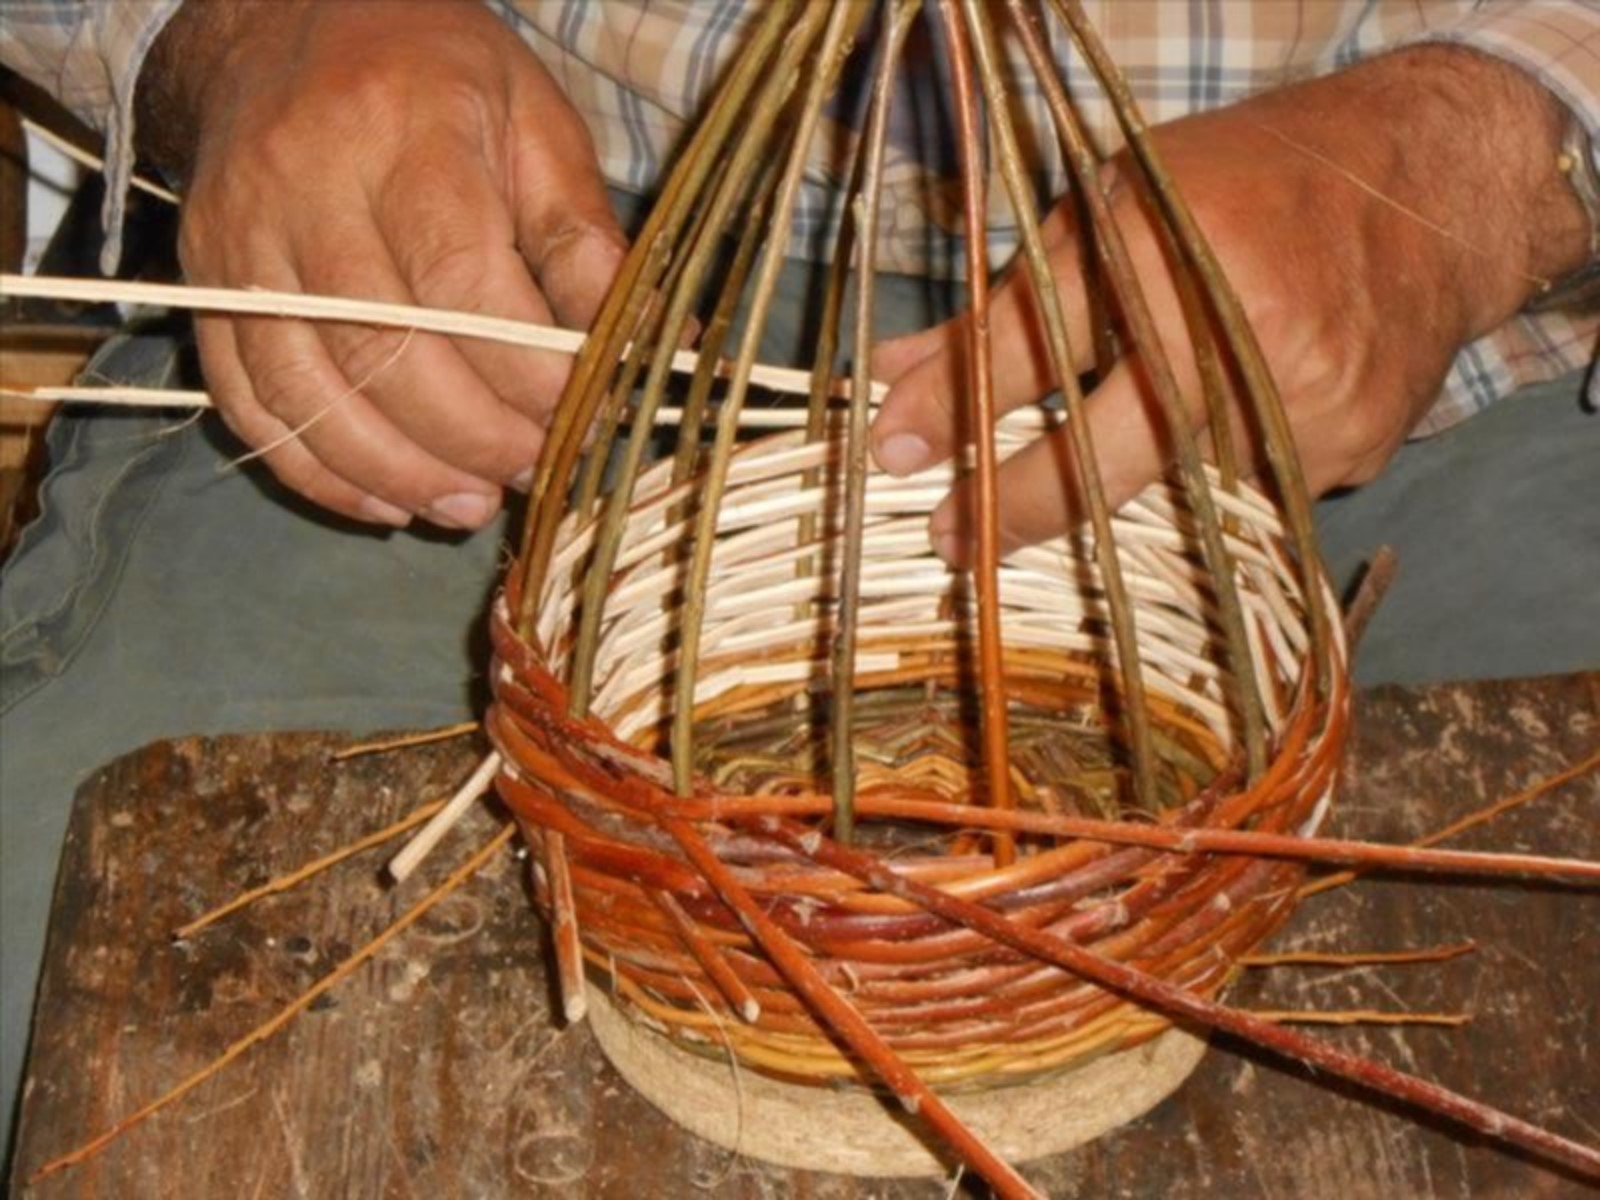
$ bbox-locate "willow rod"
[669,2,871,797]
[1043,0,1335,695]
[794,77,871,637]
[517,0,805,621]
[672,791,1600,885]
[941,0,1019,865]
[831,0,919,845]
[955,0,1155,821]
[663,815,1040,1199]
[564,11,831,716]
[673,162,784,490]
[1000,0,1268,780]
[651,889,763,1024]
[759,816,1600,1183]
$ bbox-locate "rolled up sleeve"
[1406,3,1600,142]
[1361,1,1600,429]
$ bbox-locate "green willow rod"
[829,0,920,844]
[671,162,782,493]
[1000,0,1268,781]
[565,9,838,716]
[670,2,874,797]
[517,0,802,631]
[1045,0,1335,695]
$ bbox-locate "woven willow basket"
[485,418,1348,1172]
[481,0,1354,1184]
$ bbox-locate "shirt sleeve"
[1364,2,1600,430]
[1403,2,1600,285]
[1402,3,1600,139]
[0,0,185,273]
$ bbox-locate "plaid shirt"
[3,1,1597,432]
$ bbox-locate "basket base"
[587,987,1207,1177]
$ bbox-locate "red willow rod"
[756,816,1600,1182]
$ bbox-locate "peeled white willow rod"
[1,386,213,408]
[0,386,845,428]
[0,273,889,406]
[2,384,1054,440]
[387,752,502,883]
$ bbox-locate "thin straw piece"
[328,721,480,762]
[1246,1010,1471,1028]
[5,387,1058,445]
[30,825,516,1183]
[0,274,888,407]
[1299,747,1600,898]
[1241,942,1477,969]
[387,753,502,883]
[0,386,213,408]
[20,117,181,205]
[172,797,448,940]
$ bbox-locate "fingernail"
[509,467,534,493]
[358,495,412,528]
[424,492,495,530]
[875,432,932,476]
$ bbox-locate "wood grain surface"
[11,674,1599,1198]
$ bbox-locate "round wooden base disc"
[587,988,1207,1176]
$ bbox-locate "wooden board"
[11,674,1599,1197]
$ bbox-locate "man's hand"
[868,46,1591,565]
[139,0,626,529]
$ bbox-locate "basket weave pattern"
[487,428,1348,1090]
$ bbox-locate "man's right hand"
[139,0,626,530]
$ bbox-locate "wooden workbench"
[11,674,1599,1197]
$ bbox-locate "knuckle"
[249,344,336,421]
[452,417,544,484]
[316,57,429,141]
[1297,340,1349,398]
[253,117,305,178]
[332,326,412,392]
[401,228,492,304]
